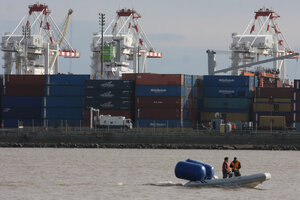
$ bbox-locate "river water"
[0,148,299,200]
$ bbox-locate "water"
[0,148,299,200]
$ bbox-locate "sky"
[0,0,300,80]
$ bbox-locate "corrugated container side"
[253,103,291,112]
[200,112,249,122]
[4,85,45,96]
[85,99,134,110]
[259,116,286,129]
[136,108,183,120]
[135,73,184,85]
[253,112,293,126]
[135,97,184,109]
[255,88,293,98]
[85,89,134,99]
[5,75,45,85]
[44,97,83,107]
[122,73,137,81]
[46,74,90,85]
[43,108,83,119]
[254,98,291,103]
[135,119,192,128]
[2,107,42,119]
[203,87,253,98]
[3,119,43,128]
[85,80,135,90]
[203,98,251,110]
[203,75,253,87]
[45,119,84,127]
[135,85,185,97]
[45,85,85,96]
[2,96,43,108]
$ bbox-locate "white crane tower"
[1,2,80,75]
[91,9,162,80]
[230,8,297,79]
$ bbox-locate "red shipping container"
[124,73,185,85]
[135,97,184,109]
[255,88,293,98]
[5,75,45,86]
[122,73,137,81]
[4,85,45,96]
[136,108,183,120]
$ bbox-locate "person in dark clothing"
[222,157,232,178]
[230,157,241,177]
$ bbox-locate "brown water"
[0,148,299,200]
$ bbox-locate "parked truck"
[94,115,133,129]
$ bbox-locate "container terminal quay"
[1,4,300,150]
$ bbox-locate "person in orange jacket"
[222,157,233,178]
[230,157,241,177]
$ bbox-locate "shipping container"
[294,80,300,89]
[2,119,43,128]
[123,73,185,85]
[45,85,85,96]
[255,88,293,98]
[200,112,250,122]
[135,97,184,109]
[85,99,134,110]
[203,98,251,110]
[135,119,192,128]
[44,97,84,107]
[136,108,183,120]
[2,96,43,108]
[45,74,90,85]
[85,89,134,99]
[135,85,186,97]
[253,112,293,123]
[45,119,84,127]
[253,103,291,112]
[254,98,291,103]
[5,75,45,86]
[203,87,253,98]
[4,85,45,96]
[259,116,286,129]
[203,75,255,87]
[2,107,42,119]
[42,108,83,119]
[85,80,134,90]
[293,91,300,101]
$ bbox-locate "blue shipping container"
[203,75,255,87]
[2,107,42,119]
[46,74,90,85]
[2,96,43,108]
[45,85,85,96]
[202,108,250,113]
[85,80,135,90]
[3,119,43,128]
[44,97,84,107]
[85,89,134,99]
[43,108,83,119]
[45,119,83,127]
[136,85,186,97]
[204,87,253,98]
[85,99,134,110]
[203,98,251,110]
[135,119,192,128]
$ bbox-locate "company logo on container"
[100,81,115,88]
[149,122,166,127]
[100,91,114,98]
[150,88,167,93]
[153,101,163,104]
[100,102,114,108]
[218,90,234,94]
[218,79,235,83]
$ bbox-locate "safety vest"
[231,161,240,170]
[223,161,230,172]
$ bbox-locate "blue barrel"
[186,159,215,179]
[175,161,206,181]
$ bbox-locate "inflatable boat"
[175,159,271,188]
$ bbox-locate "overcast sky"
[0,0,300,79]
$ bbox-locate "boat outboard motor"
[186,159,215,179]
[175,161,206,181]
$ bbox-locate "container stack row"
[83,79,135,126]
[293,80,300,130]
[200,75,256,123]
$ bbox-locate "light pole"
[99,13,105,78]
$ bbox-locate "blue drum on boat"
[175,161,206,181]
[186,159,215,179]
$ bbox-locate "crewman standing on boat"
[222,157,232,178]
[230,157,241,177]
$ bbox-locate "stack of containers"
[43,74,90,127]
[294,80,300,130]
[123,73,198,128]
[2,75,45,128]
[200,75,256,123]
[83,80,135,127]
[253,87,294,128]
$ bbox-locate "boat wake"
[144,181,183,187]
